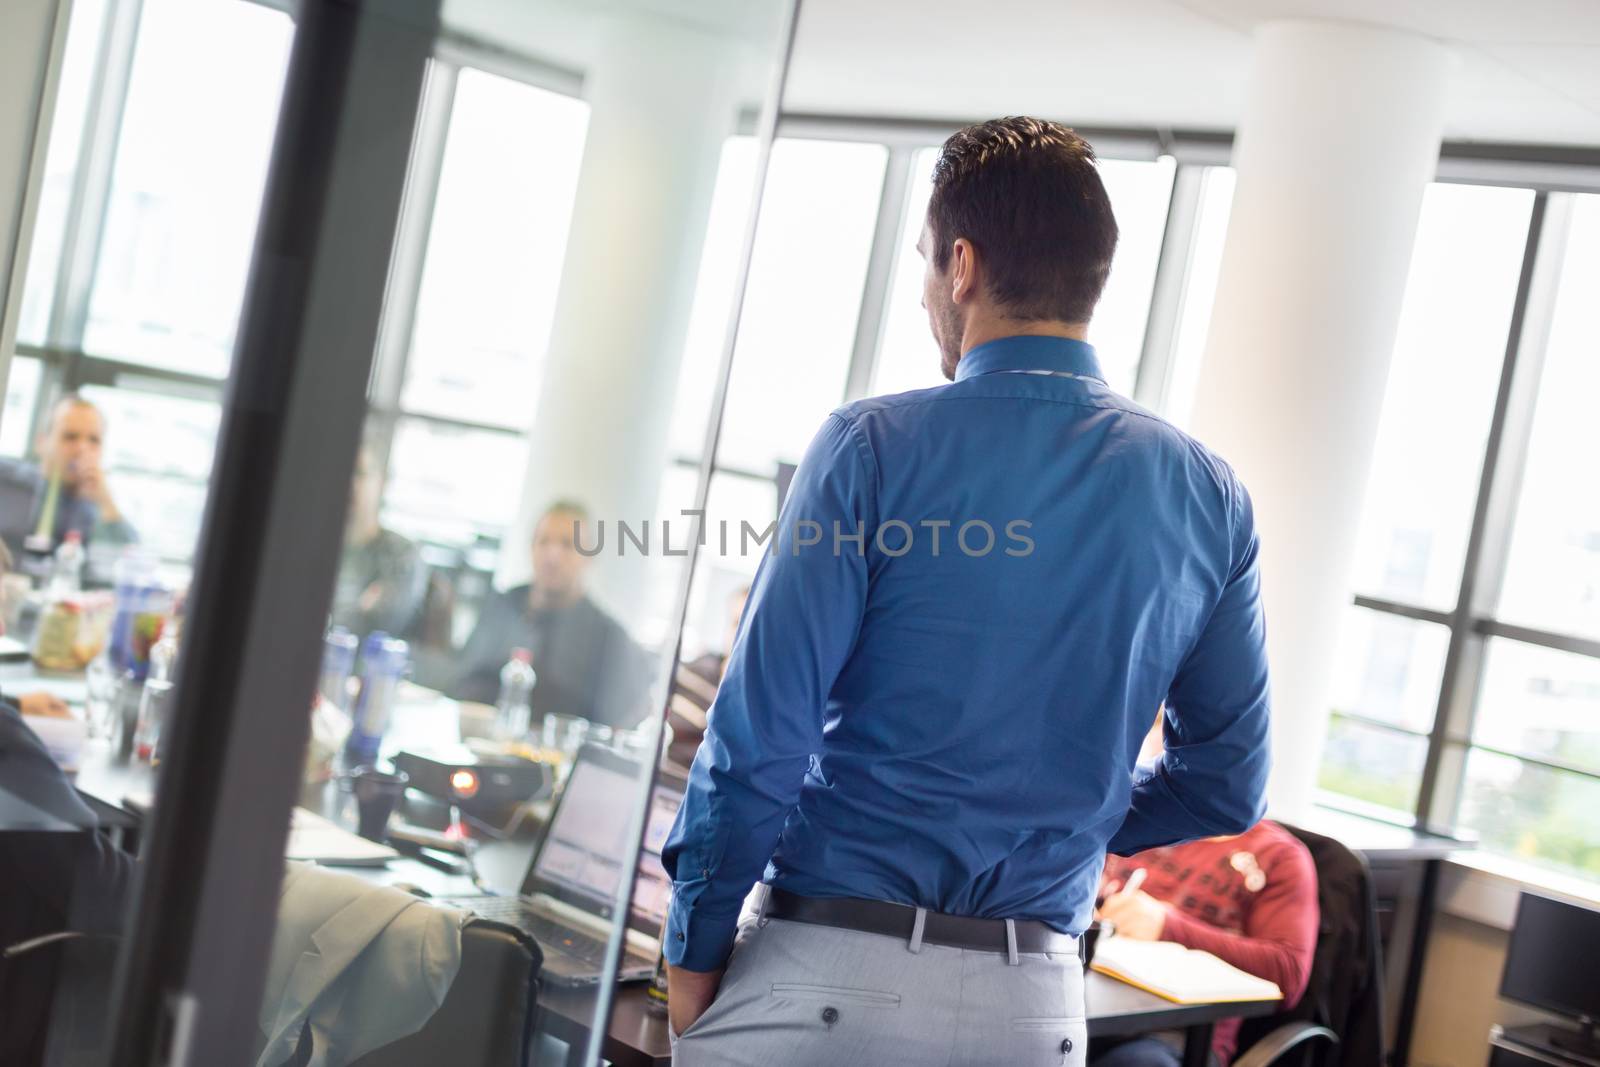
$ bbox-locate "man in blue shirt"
[662,117,1271,1066]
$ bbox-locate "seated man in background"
[450,500,652,730]
[1092,717,1318,1067]
[0,395,137,558]
[330,442,425,639]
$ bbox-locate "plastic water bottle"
[318,627,359,710]
[109,550,169,677]
[134,623,178,763]
[344,632,409,767]
[48,532,84,597]
[495,648,536,741]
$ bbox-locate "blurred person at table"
[665,585,749,770]
[0,540,80,719]
[329,441,426,639]
[0,539,136,1065]
[1090,714,1318,1067]
[0,394,138,559]
[449,500,653,729]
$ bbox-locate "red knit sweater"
[1103,821,1319,1065]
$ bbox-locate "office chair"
[276,918,541,1067]
[1232,824,1385,1067]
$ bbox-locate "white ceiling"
[783,0,1600,145]
[443,0,1600,146]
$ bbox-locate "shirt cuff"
[663,893,739,972]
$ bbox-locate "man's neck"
[529,585,581,612]
[960,318,1088,358]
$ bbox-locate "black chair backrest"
[347,918,541,1067]
[1234,824,1386,1067]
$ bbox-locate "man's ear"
[950,237,979,305]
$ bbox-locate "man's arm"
[661,413,874,989]
[1158,839,1319,1007]
[1109,478,1271,855]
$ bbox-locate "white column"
[1187,21,1452,817]
[504,16,741,616]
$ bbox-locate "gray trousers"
[671,910,1087,1066]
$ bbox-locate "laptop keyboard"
[458,896,611,967]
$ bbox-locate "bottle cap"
[512,647,533,663]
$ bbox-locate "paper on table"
[1091,935,1283,1005]
[24,712,88,773]
[285,806,397,867]
[121,796,396,867]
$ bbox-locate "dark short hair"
[927,117,1118,324]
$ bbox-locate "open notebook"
[1091,936,1283,1005]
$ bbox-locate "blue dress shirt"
[662,335,1270,972]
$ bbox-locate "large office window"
[699,137,887,474]
[14,0,107,347]
[670,136,887,652]
[8,0,292,571]
[1311,187,1600,880]
[83,0,293,377]
[397,70,587,432]
[1495,194,1600,642]
[377,67,590,553]
[1317,183,1536,816]
[1348,184,1535,610]
[1161,166,1235,430]
[1448,194,1600,876]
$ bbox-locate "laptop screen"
[628,783,683,934]
[528,752,640,908]
[526,748,687,931]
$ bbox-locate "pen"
[1121,867,1147,897]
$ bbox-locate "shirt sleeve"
[1158,836,1319,1008]
[661,413,874,971]
[1109,476,1271,855]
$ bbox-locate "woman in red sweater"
[1091,820,1319,1067]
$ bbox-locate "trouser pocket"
[1011,1016,1088,1064]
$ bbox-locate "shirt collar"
[953,335,1104,384]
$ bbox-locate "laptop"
[436,743,686,987]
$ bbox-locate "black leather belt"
[765,889,1082,959]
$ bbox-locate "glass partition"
[0,0,292,1062]
[2,0,792,1062]
[274,1,796,1063]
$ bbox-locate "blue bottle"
[344,632,409,767]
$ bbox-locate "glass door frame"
[104,2,442,1063]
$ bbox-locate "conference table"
[7,660,1279,1067]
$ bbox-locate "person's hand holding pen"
[1095,866,1169,941]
